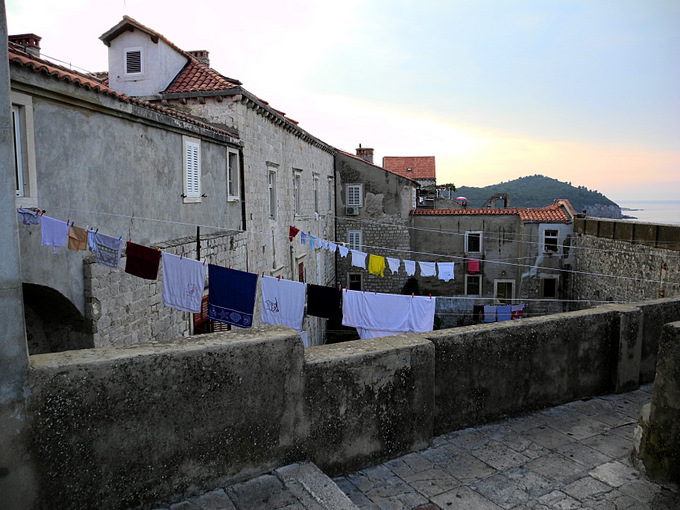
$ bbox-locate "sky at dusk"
[7,0,680,202]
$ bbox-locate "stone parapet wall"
[571,219,680,304]
[3,298,679,509]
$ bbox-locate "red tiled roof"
[383,156,436,180]
[338,150,419,184]
[163,59,240,94]
[8,46,238,139]
[411,201,572,223]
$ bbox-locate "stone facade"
[409,209,574,325]
[334,151,417,295]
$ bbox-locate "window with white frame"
[268,169,277,219]
[125,47,143,75]
[346,183,362,207]
[465,275,481,296]
[11,92,37,207]
[227,149,239,200]
[465,231,482,253]
[543,229,559,253]
[183,136,201,203]
[313,174,319,213]
[348,231,362,251]
[12,104,24,197]
[294,171,302,215]
[542,277,559,299]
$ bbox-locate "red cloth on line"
[467,259,480,273]
[289,226,300,242]
[125,242,162,280]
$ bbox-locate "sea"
[616,200,680,226]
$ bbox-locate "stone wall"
[85,231,247,349]
[2,298,679,509]
[571,218,680,304]
[335,216,412,293]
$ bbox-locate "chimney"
[355,144,374,164]
[187,50,210,66]
[9,34,41,57]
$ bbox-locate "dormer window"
[125,48,143,75]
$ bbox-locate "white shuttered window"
[183,137,201,203]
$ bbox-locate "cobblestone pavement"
[334,384,680,510]
[157,385,679,509]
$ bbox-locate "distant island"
[453,175,623,219]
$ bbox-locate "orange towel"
[68,225,88,251]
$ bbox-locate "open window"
[465,231,482,253]
[465,274,481,296]
[542,277,559,299]
[543,229,559,253]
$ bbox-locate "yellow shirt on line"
[368,254,385,278]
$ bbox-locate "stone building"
[9,16,337,352]
[409,199,576,325]
[9,37,247,353]
[335,148,418,295]
[99,16,336,344]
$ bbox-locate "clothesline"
[45,203,680,261]
[34,205,679,287]
[28,211,445,344]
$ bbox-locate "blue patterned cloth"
[207,265,258,328]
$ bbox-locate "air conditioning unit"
[346,206,360,216]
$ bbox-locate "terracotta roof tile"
[163,59,241,94]
[8,47,238,139]
[383,156,436,180]
[411,202,572,223]
[338,150,419,184]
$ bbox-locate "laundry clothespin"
[118,235,122,241]
[429,293,432,299]
[411,293,414,298]
[277,275,281,281]
[71,221,74,227]
[66,219,69,225]
[180,253,183,260]
[203,258,206,266]
[228,264,231,270]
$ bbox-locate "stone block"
[634,223,658,248]
[26,326,306,509]
[613,221,634,242]
[637,321,680,483]
[304,334,435,475]
[657,224,680,251]
[426,308,622,435]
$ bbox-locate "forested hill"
[454,175,622,218]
